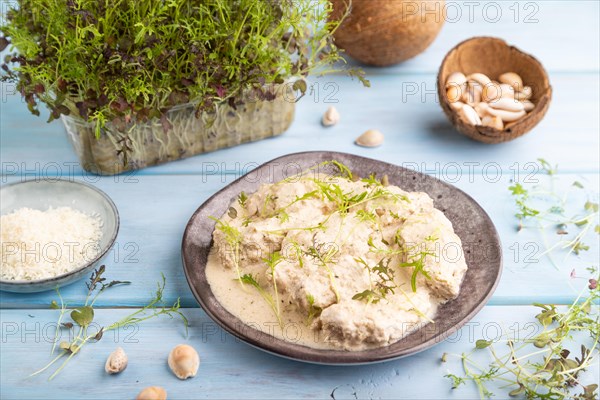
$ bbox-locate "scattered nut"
[514,86,533,101]
[497,83,515,99]
[481,115,504,130]
[488,97,525,112]
[446,85,462,103]
[445,70,534,130]
[498,72,523,90]
[486,107,526,122]
[449,101,464,111]
[474,102,490,118]
[521,100,535,112]
[481,82,501,102]
[445,72,467,88]
[462,83,481,106]
[321,106,340,127]
[136,386,167,400]
[168,344,200,380]
[355,129,384,147]
[467,73,492,87]
[457,104,481,126]
[105,347,128,375]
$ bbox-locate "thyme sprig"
[32,266,187,380]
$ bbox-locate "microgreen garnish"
[306,294,322,324]
[32,266,187,380]
[399,250,434,292]
[445,284,599,399]
[263,251,284,323]
[1,1,367,133]
[240,273,282,327]
[445,159,599,398]
[361,173,384,187]
[538,158,558,176]
[304,238,341,302]
[509,182,540,220]
[238,192,248,208]
[508,159,599,266]
[353,258,397,304]
[328,160,354,180]
[210,217,243,281]
[355,209,378,224]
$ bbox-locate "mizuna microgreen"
[1,1,368,136]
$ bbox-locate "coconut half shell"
[437,37,552,144]
[331,0,445,67]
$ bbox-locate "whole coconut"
[331,0,445,67]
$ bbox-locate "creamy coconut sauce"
[206,164,468,351]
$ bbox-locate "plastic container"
[62,86,296,175]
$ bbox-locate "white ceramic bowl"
[0,179,119,293]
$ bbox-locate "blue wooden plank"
[2,73,599,176]
[1,1,599,398]
[1,171,597,308]
[1,306,598,399]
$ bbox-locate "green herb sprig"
[444,283,599,399]
[240,273,282,327]
[508,158,599,267]
[352,257,397,304]
[444,158,599,399]
[32,266,187,380]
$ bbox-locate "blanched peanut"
[486,107,526,122]
[521,100,535,112]
[168,344,200,380]
[488,97,525,112]
[355,129,384,147]
[136,387,167,400]
[322,106,340,127]
[458,104,482,126]
[514,86,533,101]
[446,85,462,103]
[474,102,491,118]
[481,115,504,130]
[499,72,523,91]
[449,101,465,111]
[447,70,533,129]
[482,82,502,102]
[498,83,515,98]
[462,83,481,106]
[445,72,467,88]
[467,73,492,87]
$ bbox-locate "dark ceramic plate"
[182,151,502,364]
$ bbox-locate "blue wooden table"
[1,2,599,398]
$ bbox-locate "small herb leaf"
[70,306,94,328]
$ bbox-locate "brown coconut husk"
[331,0,445,67]
[437,37,552,144]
